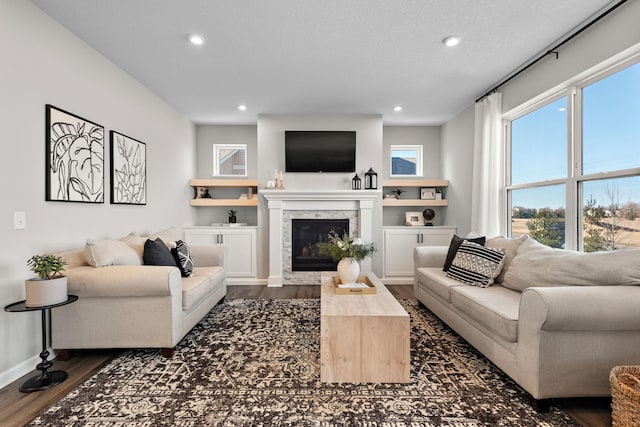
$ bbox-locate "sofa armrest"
[190,245,226,267]
[414,246,448,269]
[520,286,640,332]
[65,265,181,298]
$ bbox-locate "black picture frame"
[110,131,147,205]
[45,105,104,203]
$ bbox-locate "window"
[390,145,422,177]
[213,144,247,177]
[506,58,640,251]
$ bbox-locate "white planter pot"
[337,257,360,285]
[25,276,68,307]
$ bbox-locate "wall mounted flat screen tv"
[285,131,356,173]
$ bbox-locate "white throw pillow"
[149,227,183,248]
[485,234,528,283]
[84,239,142,267]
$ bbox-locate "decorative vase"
[337,257,360,284]
[25,276,68,307]
[229,215,236,224]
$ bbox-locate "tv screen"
[285,131,356,173]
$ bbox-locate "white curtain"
[471,92,504,237]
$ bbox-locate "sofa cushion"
[181,275,211,310]
[143,238,178,267]
[450,285,520,343]
[84,239,142,267]
[443,234,486,272]
[171,240,194,277]
[485,234,528,283]
[192,266,225,290]
[416,267,466,302]
[446,242,505,288]
[503,237,640,292]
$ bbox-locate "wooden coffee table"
[320,271,410,383]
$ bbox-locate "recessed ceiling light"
[393,105,403,112]
[443,35,461,47]
[188,34,205,45]
[238,104,247,111]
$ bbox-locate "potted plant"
[25,254,68,307]
[319,231,376,284]
[228,209,237,224]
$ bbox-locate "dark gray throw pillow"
[443,234,486,272]
[143,238,177,267]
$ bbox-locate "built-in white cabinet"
[382,226,456,283]
[183,226,257,280]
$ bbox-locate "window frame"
[212,144,247,177]
[503,52,640,251]
[389,145,423,177]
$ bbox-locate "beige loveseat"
[51,228,226,357]
[414,235,640,410]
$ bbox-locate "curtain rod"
[475,0,628,103]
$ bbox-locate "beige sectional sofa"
[51,228,226,357]
[414,235,640,410]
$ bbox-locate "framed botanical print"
[110,131,147,205]
[45,105,104,203]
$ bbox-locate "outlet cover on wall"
[14,211,26,229]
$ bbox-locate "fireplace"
[291,219,348,271]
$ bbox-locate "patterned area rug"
[29,299,578,426]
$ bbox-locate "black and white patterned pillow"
[446,241,505,288]
[171,240,194,277]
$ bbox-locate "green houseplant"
[25,254,68,307]
[319,231,376,284]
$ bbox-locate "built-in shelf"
[189,179,258,207]
[382,179,449,207]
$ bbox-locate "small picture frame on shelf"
[405,211,425,226]
[420,187,436,200]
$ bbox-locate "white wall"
[441,106,475,236]
[194,125,257,226]
[0,0,195,387]
[501,0,640,112]
[256,114,383,278]
[382,126,443,226]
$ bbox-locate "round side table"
[4,295,78,392]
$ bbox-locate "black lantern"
[351,173,361,190]
[364,168,378,189]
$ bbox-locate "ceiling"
[31,0,617,125]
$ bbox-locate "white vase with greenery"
[25,255,68,307]
[320,231,376,285]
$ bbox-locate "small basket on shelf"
[610,365,640,426]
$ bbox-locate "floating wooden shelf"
[190,198,258,207]
[189,179,259,208]
[382,199,448,207]
[189,179,258,187]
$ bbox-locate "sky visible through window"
[511,61,640,211]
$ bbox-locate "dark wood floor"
[0,285,611,427]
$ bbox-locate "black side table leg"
[19,309,67,393]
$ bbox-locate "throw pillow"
[443,234,486,272]
[84,239,142,267]
[143,238,178,267]
[171,240,194,277]
[485,234,528,283]
[446,241,505,288]
[149,227,183,248]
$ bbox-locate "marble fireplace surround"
[261,190,379,287]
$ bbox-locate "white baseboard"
[381,277,414,286]
[0,352,40,390]
[226,278,267,286]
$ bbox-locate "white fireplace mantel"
[261,189,381,287]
